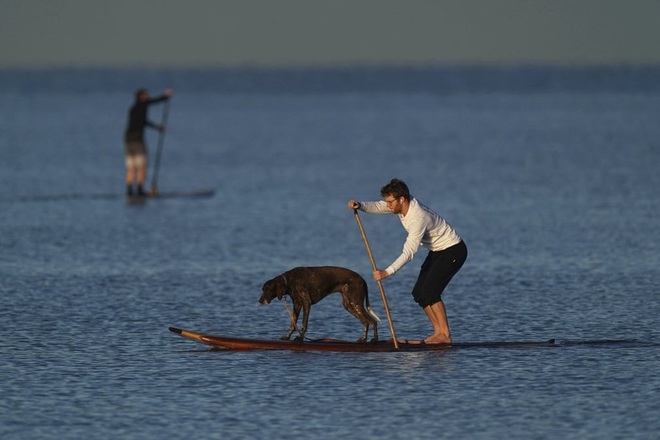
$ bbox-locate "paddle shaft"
[353,209,399,349]
[149,99,171,196]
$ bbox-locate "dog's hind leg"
[370,318,379,343]
[343,300,378,343]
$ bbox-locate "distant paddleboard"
[10,189,215,202]
[127,188,215,201]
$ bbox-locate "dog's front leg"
[283,325,295,340]
[282,303,302,340]
[294,303,311,342]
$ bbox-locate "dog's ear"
[276,280,286,300]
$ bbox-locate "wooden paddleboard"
[169,327,556,352]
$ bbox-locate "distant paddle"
[149,98,171,197]
[353,209,399,349]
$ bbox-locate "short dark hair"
[135,89,148,100]
[380,178,410,201]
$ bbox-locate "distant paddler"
[123,88,173,197]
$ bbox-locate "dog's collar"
[281,274,288,286]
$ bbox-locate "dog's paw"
[280,335,291,341]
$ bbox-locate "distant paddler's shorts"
[124,140,147,168]
[411,240,467,308]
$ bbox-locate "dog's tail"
[363,280,381,322]
[368,306,381,323]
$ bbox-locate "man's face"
[384,194,403,214]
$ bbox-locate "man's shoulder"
[409,197,427,215]
[411,198,439,221]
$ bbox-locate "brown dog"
[259,266,380,342]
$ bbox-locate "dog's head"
[259,276,287,305]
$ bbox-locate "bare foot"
[424,335,452,344]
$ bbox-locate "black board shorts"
[411,240,467,308]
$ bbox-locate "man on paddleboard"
[348,178,467,344]
[123,88,173,196]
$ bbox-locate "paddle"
[149,98,171,197]
[353,209,399,349]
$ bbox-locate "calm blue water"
[1,67,659,439]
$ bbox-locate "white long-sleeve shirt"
[358,197,462,275]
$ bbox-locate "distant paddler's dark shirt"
[124,95,169,142]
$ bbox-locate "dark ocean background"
[1,66,659,439]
